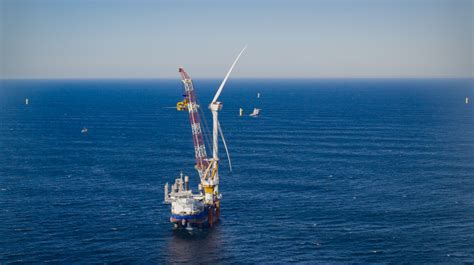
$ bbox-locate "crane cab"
[176,97,189,111]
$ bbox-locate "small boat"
[249,108,261,117]
[239,107,244,116]
[25,98,29,105]
[81,127,88,134]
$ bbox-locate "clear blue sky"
[0,0,472,78]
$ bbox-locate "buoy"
[239,107,243,116]
[25,98,29,105]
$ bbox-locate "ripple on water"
[0,79,473,263]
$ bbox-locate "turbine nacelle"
[209,102,223,112]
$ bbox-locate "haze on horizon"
[0,0,472,79]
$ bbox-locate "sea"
[0,78,473,263]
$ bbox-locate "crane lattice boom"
[178,68,209,177]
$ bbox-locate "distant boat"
[466,97,469,104]
[249,108,261,117]
[25,98,29,105]
[81,127,88,134]
[257,92,260,98]
[239,107,244,116]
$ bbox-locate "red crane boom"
[178,68,209,177]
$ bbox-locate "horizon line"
[1,76,473,81]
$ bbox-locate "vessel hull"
[170,206,220,228]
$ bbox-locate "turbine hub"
[210,102,223,111]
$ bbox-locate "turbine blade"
[212,46,247,104]
[218,121,232,172]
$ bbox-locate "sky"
[0,0,472,78]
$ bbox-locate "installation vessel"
[164,47,246,229]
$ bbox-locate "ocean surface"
[0,78,473,263]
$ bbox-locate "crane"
[178,68,210,178]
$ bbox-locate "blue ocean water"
[0,78,473,263]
